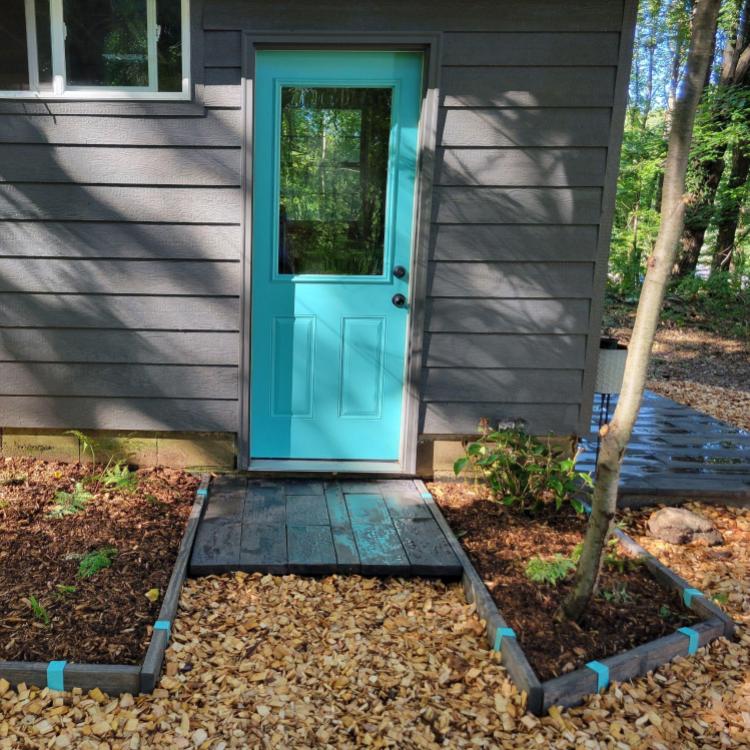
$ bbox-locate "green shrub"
[454,425,591,512]
[77,547,117,579]
[49,482,94,518]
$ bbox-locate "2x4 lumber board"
[239,522,287,574]
[324,484,361,572]
[141,475,209,692]
[610,526,736,637]
[414,480,543,715]
[392,517,462,578]
[541,618,726,712]
[244,485,285,525]
[286,494,330,526]
[287,525,337,574]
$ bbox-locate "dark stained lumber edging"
[0,476,209,697]
[415,480,736,716]
[414,480,544,714]
[140,474,210,692]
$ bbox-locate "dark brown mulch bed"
[430,481,700,681]
[0,457,197,664]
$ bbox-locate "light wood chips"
[1,504,749,748]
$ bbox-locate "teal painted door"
[250,50,422,461]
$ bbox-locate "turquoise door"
[250,50,422,462]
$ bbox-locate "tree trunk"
[713,140,750,270]
[562,0,722,623]
[674,0,750,276]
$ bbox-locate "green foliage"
[602,538,642,574]
[101,461,139,492]
[601,583,633,604]
[55,584,77,597]
[612,0,750,308]
[77,547,117,579]
[454,426,591,512]
[66,429,97,464]
[49,482,94,518]
[525,554,577,587]
[27,596,50,626]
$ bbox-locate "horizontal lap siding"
[1,0,629,440]
[0,37,244,432]
[423,14,626,436]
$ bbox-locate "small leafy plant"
[601,583,633,604]
[55,584,77,597]
[101,461,139,492]
[525,554,577,587]
[49,482,94,518]
[27,596,50,626]
[77,547,117,579]
[602,538,642,573]
[66,429,97,464]
[455,424,592,512]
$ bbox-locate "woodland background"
[611,0,749,340]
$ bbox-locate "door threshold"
[248,458,404,475]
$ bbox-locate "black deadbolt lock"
[393,265,407,278]
[392,293,407,308]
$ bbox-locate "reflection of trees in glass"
[157,0,182,92]
[279,87,392,275]
[64,0,148,86]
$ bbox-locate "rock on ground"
[648,506,725,546]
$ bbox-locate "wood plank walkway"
[578,391,750,501]
[190,477,462,578]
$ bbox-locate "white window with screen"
[0,0,190,99]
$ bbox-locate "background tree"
[562,0,723,622]
[611,0,750,312]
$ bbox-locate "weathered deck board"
[190,478,461,578]
[579,391,750,501]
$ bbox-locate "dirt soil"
[606,311,750,431]
[0,457,197,664]
[429,481,699,681]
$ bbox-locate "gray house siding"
[0,0,636,441]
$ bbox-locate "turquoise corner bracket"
[682,587,703,607]
[677,626,699,655]
[47,660,67,691]
[585,660,610,692]
[493,627,516,651]
[154,620,171,639]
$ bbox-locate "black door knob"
[393,265,407,278]
[392,293,407,308]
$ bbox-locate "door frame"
[238,33,442,474]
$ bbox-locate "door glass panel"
[63,0,148,87]
[278,87,392,276]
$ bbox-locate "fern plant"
[101,461,139,492]
[524,554,577,586]
[49,483,94,518]
[77,547,117,579]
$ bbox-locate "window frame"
[1,0,191,100]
